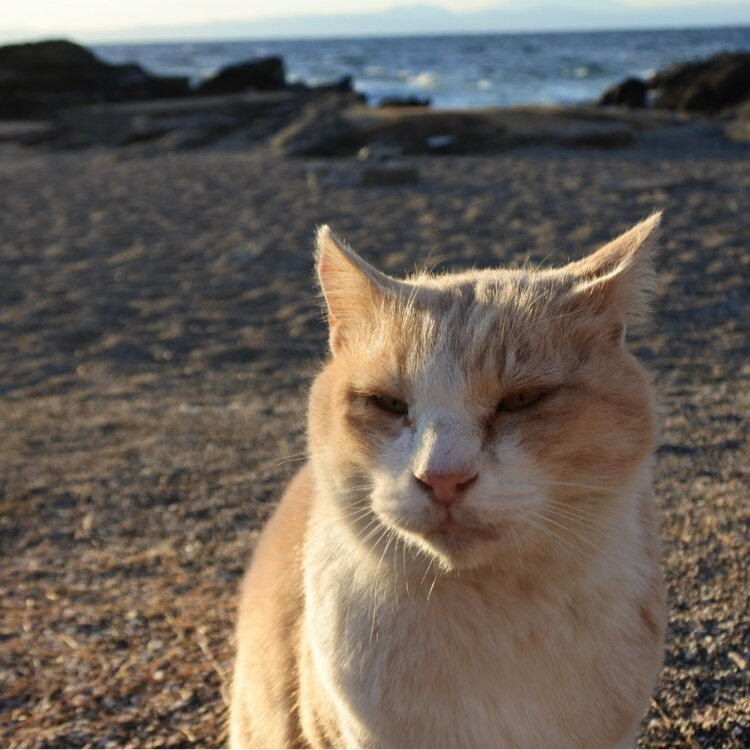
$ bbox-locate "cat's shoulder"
[237,462,313,608]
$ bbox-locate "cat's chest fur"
[302,501,653,749]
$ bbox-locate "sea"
[92,26,750,109]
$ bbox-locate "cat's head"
[308,215,660,572]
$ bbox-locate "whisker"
[305,510,379,548]
[359,519,388,549]
[542,504,622,547]
[272,452,309,468]
[426,569,439,603]
[368,526,397,643]
[529,478,619,494]
[528,509,626,571]
[522,514,577,554]
[543,498,618,524]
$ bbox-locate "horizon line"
[2,20,749,48]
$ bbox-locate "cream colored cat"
[229,215,667,748]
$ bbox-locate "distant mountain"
[6,2,750,44]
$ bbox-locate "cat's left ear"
[564,212,661,340]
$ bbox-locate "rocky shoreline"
[0,40,749,155]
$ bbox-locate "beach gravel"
[0,132,748,747]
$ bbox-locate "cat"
[229,214,667,748]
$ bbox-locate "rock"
[598,77,648,108]
[315,75,356,94]
[0,39,101,68]
[62,90,306,147]
[357,142,403,161]
[288,75,363,100]
[724,101,750,142]
[357,111,510,155]
[127,113,241,150]
[650,52,750,112]
[195,57,286,96]
[0,119,61,145]
[378,96,431,108]
[0,39,190,119]
[269,93,362,157]
[518,121,634,149]
[426,134,456,153]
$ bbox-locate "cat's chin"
[428,530,499,568]
[399,519,508,572]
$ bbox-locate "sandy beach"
[1,118,748,747]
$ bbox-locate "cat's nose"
[415,472,478,505]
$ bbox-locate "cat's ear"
[315,225,407,353]
[563,212,661,342]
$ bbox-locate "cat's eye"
[497,390,544,412]
[370,394,409,416]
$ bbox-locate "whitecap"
[409,71,443,89]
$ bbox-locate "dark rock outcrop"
[649,52,750,112]
[598,77,648,108]
[378,96,431,108]
[313,75,356,94]
[0,39,190,119]
[359,111,510,155]
[599,52,750,114]
[269,93,362,157]
[0,39,100,68]
[61,91,312,148]
[195,56,286,95]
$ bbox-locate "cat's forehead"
[381,267,574,386]
[402,267,567,332]
[410,266,565,306]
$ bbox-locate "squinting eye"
[370,394,409,416]
[497,391,544,412]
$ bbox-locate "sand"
[1,126,748,747]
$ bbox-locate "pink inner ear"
[318,254,335,290]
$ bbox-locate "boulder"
[0,39,190,119]
[269,93,362,157]
[649,52,750,112]
[357,111,510,155]
[195,57,286,95]
[62,90,307,147]
[598,77,648,108]
[378,96,431,108]
[314,75,356,94]
[0,39,101,69]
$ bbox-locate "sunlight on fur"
[229,215,667,748]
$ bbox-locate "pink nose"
[415,472,478,506]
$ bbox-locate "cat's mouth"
[426,515,502,543]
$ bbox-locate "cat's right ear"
[315,225,406,353]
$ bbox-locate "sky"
[1,0,749,41]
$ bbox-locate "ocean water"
[93,27,750,109]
